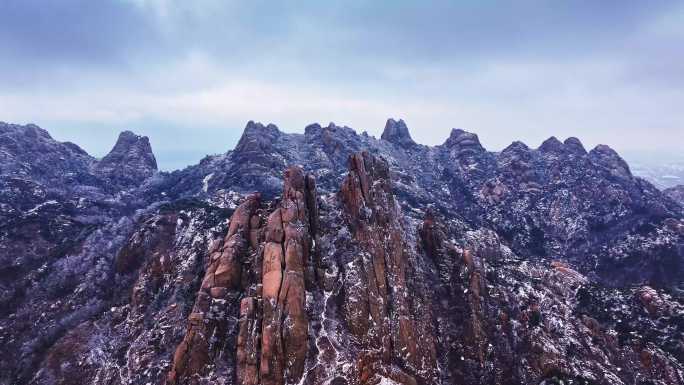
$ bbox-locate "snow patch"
[26,200,58,214]
[202,173,214,193]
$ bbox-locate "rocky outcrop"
[168,194,261,384]
[589,144,632,180]
[258,166,315,385]
[340,152,437,384]
[381,118,416,148]
[443,128,485,155]
[665,185,684,206]
[420,213,684,384]
[220,121,291,198]
[563,137,587,154]
[168,165,317,385]
[1,119,683,385]
[0,122,95,188]
[95,131,157,187]
[538,136,565,154]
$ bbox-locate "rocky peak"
[498,141,533,169]
[235,121,281,154]
[103,131,156,167]
[323,122,359,138]
[303,121,365,171]
[95,130,157,186]
[589,144,632,179]
[663,185,684,206]
[304,121,357,138]
[339,151,437,383]
[443,128,486,161]
[1,122,54,148]
[0,122,96,188]
[445,128,483,148]
[303,122,322,136]
[0,122,52,140]
[381,118,416,148]
[538,136,564,153]
[563,137,587,154]
[3,120,684,385]
[501,140,531,155]
[169,164,317,385]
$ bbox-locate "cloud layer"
[1,0,682,170]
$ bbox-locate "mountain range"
[1,119,683,385]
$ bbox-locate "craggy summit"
[1,119,683,385]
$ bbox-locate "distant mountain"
[626,152,684,189]
[1,120,682,385]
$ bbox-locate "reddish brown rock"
[38,321,97,385]
[167,194,260,384]
[260,166,316,385]
[637,286,664,315]
[260,241,285,385]
[340,152,438,384]
[237,297,260,385]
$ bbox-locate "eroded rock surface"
[168,194,260,384]
[95,131,158,187]
[1,120,683,385]
[665,185,684,206]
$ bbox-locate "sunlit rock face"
[1,120,683,385]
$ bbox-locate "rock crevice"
[169,166,318,385]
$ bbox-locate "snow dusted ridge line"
[0,120,682,384]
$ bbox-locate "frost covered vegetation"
[0,119,683,385]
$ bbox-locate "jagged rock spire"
[339,151,437,384]
[589,144,632,179]
[538,136,564,153]
[95,130,157,186]
[539,135,588,155]
[170,165,318,385]
[381,118,416,148]
[443,128,485,156]
[564,137,587,154]
[235,121,281,154]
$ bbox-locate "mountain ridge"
[0,119,682,385]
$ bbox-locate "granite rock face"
[95,131,158,187]
[168,193,261,384]
[339,152,437,384]
[1,119,683,385]
[381,118,416,148]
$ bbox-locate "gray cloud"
[0,0,682,170]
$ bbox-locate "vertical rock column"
[237,296,261,385]
[168,194,261,384]
[259,166,317,385]
[279,167,313,383]
[419,215,499,383]
[259,208,286,385]
[339,152,437,384]
[340,152,393,363]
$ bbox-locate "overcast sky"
[0,0,682,170]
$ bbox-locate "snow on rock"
[1,120,682,385]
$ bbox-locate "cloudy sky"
[0,0,682,170]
